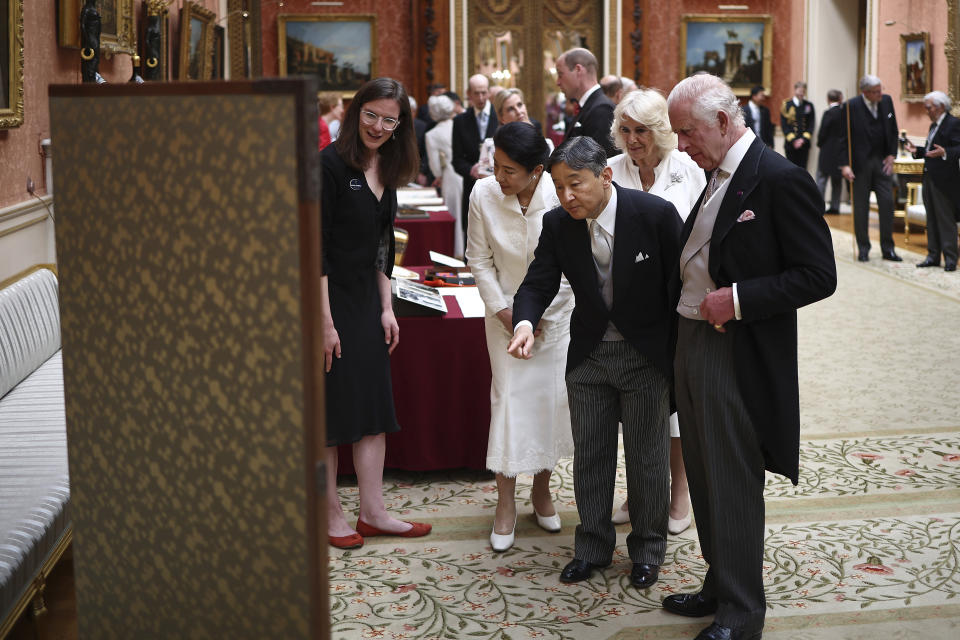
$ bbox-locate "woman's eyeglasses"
[360,110,400,131]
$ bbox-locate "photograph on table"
[901,32,931,102]
[1,0,24,129]
[178,1,215,80]
[277,14,376,96]
[680,14,772,97]
[58,0,136,56]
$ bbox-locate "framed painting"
[278,14,377,96]
[212,25,225,79]
[58,0,136,56]
[1,0,24,129]
[178,1,215,81]
[951,0,960,107]
[901,32,931,102]
[680,14,772,97]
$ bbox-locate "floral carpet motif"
[330,229,960,638]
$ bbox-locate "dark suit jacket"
[837,94,898,172]
[780,98,816,149]
[912,113,960,202]
[816,104,843,175]
[742,104,774,148]
[513,184,682,379]
[414,118,433,183]
[564,89,619,157]
[451,104,499,221]
[677,137,837,483]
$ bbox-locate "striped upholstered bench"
[0,268,71,637]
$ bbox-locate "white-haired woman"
[607,87,706,534]
[425,94,466,257]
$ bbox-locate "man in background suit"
[816,89,845,214]
[906,90,960,271]
[664,74,836,640]
[556,48,619,157]
[508,136,681,591]
[839,75,902,262]
[741,86,774,149]
[780,81,816,169]
[452,74,499,236]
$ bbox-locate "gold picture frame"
[950,0,960,107]
[178,1,215,81]
[277,14,377,97]
[900,32,931,102]
[1,0,24,129]
[680,14,773,97]
[227,0,261,78]
[58,0,137,56]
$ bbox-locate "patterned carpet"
[330,229,960,639]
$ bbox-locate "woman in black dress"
[322,78,431,548]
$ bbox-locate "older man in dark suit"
[839,75,902,262]
[555,48,619,157]
[508,136,680,590]
[663,74,837,640]
[906,90,960,272]
[452,74,499,235]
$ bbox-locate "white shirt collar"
[718,128,756,177]
[749,101,760,115]
[934,112,946,127]
[476,101,491,118]
[591,185,618,237]
[578,84,601,108]
[793,97,801,107]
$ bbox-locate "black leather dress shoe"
[662,592,719,617]
[559,558,608,583]
[916,257,940,268]
[881,251,903,262]
[694,622,762,640]
[857,251,869,262]
[946,262,957,272]
[630,563,659,588]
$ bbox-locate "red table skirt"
[337,288,491,474]
[395,211,455,266]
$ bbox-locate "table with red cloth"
[395,211,455,266]
[336,268,491,473]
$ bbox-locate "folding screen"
[49,79,325,639]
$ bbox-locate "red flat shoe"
[356,518,432,538]
[329,532,364,549]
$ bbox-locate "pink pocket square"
[736,210,756,223]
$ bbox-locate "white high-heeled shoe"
[668,513,692,535]
[490,515,517,552]
[612,500,630,525]
[534,507,562,533]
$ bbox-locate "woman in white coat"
[466,122,575,552]
[607,88,706,534]
[425,95,465,257]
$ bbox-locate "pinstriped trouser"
[675,317,767,633]
[565,340,669,566]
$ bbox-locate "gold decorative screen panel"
[49,81,323,639]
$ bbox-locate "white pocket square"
[573,121,583,128]
[635,251,649,263]
[736,210,756,223]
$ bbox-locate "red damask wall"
[259,0,414,92]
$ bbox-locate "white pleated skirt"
[484,316,574,476]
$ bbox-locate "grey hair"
[924,90,952,112]
[667,74,744,129]
[428,95,456,122]
[546,136,607,176]
[408,96,417,111]
[611,88,677,155]
[859,74,882,91]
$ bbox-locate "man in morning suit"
[555,48,619,157]
[663,74,836,640]
[452,74,499,236]
[816,89,845,214]
[905,91,960,272]
[741,86,774,148]
[839,75,902,262]
[507,136,681,590]
[780,81,816,169]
